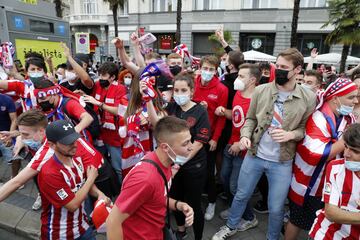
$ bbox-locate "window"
[351,45,360,58]
[300,0,326,8]
[29,20,54,33]
[82,0,98,14]
[194,0,222,10]
[240,33,275,55]
[153,0,177,12]
[118,0,128,16]
[152,33,176,54]
[297,34,330,56]
[242,0,278,9]
[193,33,213,56]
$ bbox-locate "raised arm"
[130,32,146,68]
[306,48,318,71]
[113,38,139,74]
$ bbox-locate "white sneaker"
[32,194,42,211]
[219,208,229,220]
[212,225,237,240]
[236,216,258,232]
[205,203,216,220]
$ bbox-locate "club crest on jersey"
[56,188,69,200]
[324,182,331,194]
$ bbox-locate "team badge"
[324,182,331,194]
[56,188,69,200]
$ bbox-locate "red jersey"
[115,152,172,240]
[93,81,127,147]
[229,91,251,145]
[309,159,360,239]
[28,138,103,172]
[5,80,36,111]
[38,154,90,240]
[193,74,228,142]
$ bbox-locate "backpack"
[62,97,101,140]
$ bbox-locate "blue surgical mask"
[345,160,360,172]
[201,70,214,82]
[173,94,190,106]
[166,144,189,165]
[28,71,44,78]
[337,104,354,116]
[22,139,42,151]
[220,61,226,71]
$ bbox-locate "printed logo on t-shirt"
[232,105,245,128]
[208,94,218,100]
[324,182,331,194]
[56,188,69,200]
[186,117,197,127]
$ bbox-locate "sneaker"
[219,208,229,220]
[212,225,237,240]
[175,230,188,240]
[237,217,258,232]
[205,203,216,221]
[32,194,42,211]
[253,200,268,214]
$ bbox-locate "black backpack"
[62,97,101,140]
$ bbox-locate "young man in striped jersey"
[309,123,360,239]
[38,120,109,240]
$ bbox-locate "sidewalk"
[0,157,308,240]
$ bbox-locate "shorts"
[289,196,324,231]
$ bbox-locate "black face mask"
[259,76,270,85]
[38,101,53,112]
[275,69,291,86]
[99,79,110,88]
[169,65,182,76]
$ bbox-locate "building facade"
[65,0,360,61]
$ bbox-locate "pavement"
[0,157,308,240]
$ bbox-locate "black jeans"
[205,145,218,203]
[170,161,207,240]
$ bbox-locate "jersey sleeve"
[6,81,25,96]
[115,165,154,215]
[193,105,211,144]
[64,99,87,120]
[38,171,75,208]
[322,162,341,205]
[76,138,104,169]
[27,140,53,172]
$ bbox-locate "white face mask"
[173,94,191,106]
[234,78,245,91]
[124,77,132,86]
[64,70,77,82]
[28,71,44,78]
[166,144,189,165]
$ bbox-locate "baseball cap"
[46,120,81,145]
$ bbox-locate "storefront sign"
[75,32,90,54]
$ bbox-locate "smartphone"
[14,59,23,70]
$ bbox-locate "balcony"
[63,14,109,26]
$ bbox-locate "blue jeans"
[76,227,96,240]
[227,154,292,240]
[220,144,254,221]
[104,144,122,185]
[0,141,13,163]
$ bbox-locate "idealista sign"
[15,39,67,71]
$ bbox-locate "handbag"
[142,159,177,240]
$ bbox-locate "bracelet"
[175,200,180,211]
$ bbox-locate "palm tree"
[103,0,126,38]
[175,0,182,44]
[54,0,63,18]
[322,0,360,73]
[290,0,301,48]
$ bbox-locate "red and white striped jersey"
[28,138,103,172]
[5,80,38,111]
[121,129,152,177]
[309,159,360,239]
[38,154,90,240]
[289,108,350,206]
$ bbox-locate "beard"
[55,145,77,157]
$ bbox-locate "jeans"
[220,144,254,221]
[0,142,13,162]
[75,227,96,240]
[227,154,292,240]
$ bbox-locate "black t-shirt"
[60,74,94,95]
[165,102,210,169]
[156,74,173,92]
